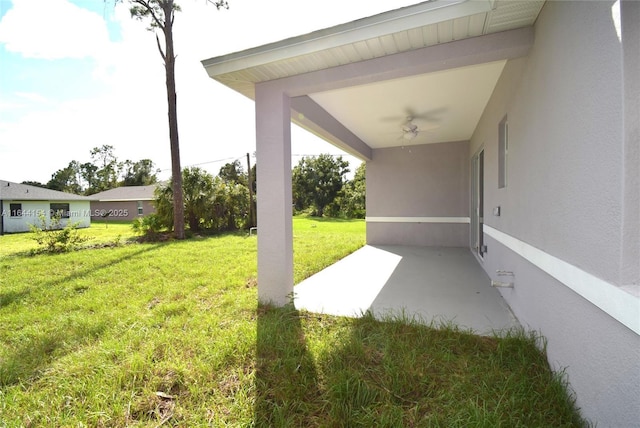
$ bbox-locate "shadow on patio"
[294,245,519,334]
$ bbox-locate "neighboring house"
[201,0,639,425]
[0,180,92,234]
[89,184,159,222]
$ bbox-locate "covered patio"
[201,1,640,424]
[294,245,518,335]
[202,0,542,306]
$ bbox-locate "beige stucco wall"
[469,1,639,426]
[366,140,470,247]
[471,5,623,285]
[90,200,155,221]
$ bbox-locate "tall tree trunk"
[162,0,185,239]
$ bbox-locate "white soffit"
[308,60,507,148]
[201,0,543,151]
[202,0,495,77]
[202,0,544,100]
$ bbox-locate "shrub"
[29,214,89,253]
[132,214,165,240]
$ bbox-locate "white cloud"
[14,91,51,103]
[0,0,413,183]
[0,0,111,60]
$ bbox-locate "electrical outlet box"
[493,206,501,216]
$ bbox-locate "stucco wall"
[469,1,639,425]
[90,200,155,221]
[472,1,623,284]
[1,200,91,233]
[366,140,469,247]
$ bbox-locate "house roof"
[202,0,544,98]
[90,184,159,202]
[0,180,93,201]
[202,0,544,155]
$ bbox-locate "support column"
[621,0,640,287]
[255,84,293,305]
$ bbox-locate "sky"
[0,0,419,185]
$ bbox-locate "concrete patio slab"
[294,245,519,334]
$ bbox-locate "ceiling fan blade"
[404,107,448,123]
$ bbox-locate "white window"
[498,115,508,189]
[137,201,143,216]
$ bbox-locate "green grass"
[0,220,136,258]
[0,216,587,427]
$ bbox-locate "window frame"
[9,203,22,218]
[50,202,70,219]
[498,115,508,189]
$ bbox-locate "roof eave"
[201,0,494,81]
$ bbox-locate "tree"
[153,180,175,230]
[80,162,100,195]
[292,154,350,217]
[218,160,246,186]
[182,167,215,232]
[340,162,366,218]
[219,158,254,227]
[120,159,159,186]
[212,177,249,230]
[154,168,214,232]
[44,147,158,194]
[126,0,229,239]
[89,145,120,193]
[21,181,46,188]
[47,161,83,194]
[154,167,249,233]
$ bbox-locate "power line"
[159,156,239,172]
[292,153,350,158]
[160,152,350,172]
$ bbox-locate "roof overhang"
[201,0,543,158]
[202,0,496,82]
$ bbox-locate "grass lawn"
[0,217,587,427]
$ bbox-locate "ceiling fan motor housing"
[402,121,418,133]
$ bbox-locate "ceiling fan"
[399,115,440,140]
[401,117,420,140]
[383,108,444,140]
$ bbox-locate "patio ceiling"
[202,0,545,154]
[307,60,507,148]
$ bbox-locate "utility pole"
[246,152,255,228]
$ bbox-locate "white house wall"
[469,1,639,425]
[366,140,470,247]
[1,200,91,233]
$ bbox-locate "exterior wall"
[470,1,639,426]
[366,141,469,247]
[90,200,155,221]
[1,200,91,233]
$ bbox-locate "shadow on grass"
[295,215,364,223]
[43,243,163,288]
[0,290,31,308]
[0,318,108,386]
[0,245,166,387]
[255,304,322,427]
[254,306,587,427]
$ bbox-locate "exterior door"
[471,149,485,258]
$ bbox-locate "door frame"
[471,147,485,259]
